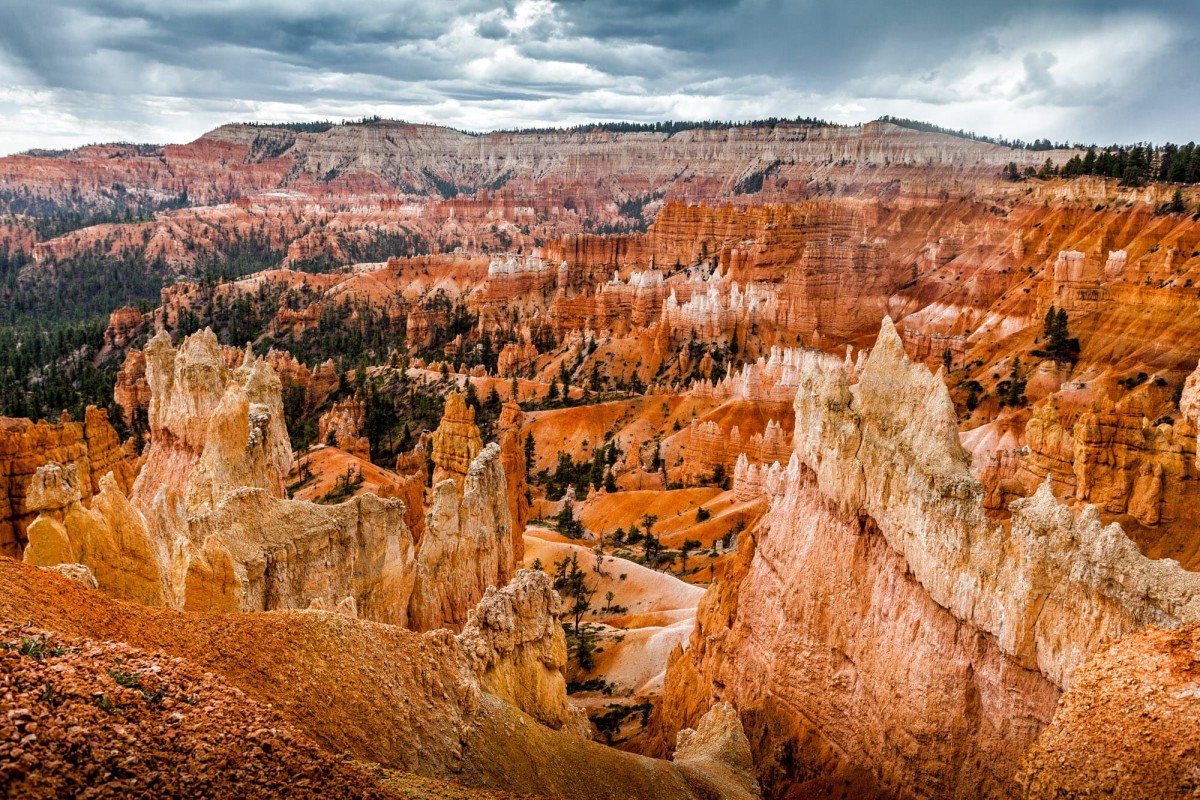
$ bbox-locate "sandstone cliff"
[26,330,414,621]
[25,329,531,636]
[660,318,1200,798]
[410,443,515,632]
[430,391,483,491]
[0,407,133,558]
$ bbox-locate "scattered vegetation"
[1031,306,1079,364]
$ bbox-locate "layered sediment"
[24,329,528,637]
[0,407,133,558]
[660,318,1200,798]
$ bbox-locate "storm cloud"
[0,0,1195,154]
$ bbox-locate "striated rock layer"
[23,330,519,633]
[0,407,133,558]
[659,318,1200,798]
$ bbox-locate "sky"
[0,0,1196,155]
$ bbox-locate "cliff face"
[0,407,133,558]
[410,443,515,632]
[430,391,484,491]
[660,318,1200,798]
[26,330,413,621]
[25,329,529,636]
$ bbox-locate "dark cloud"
[0,0,1195,154]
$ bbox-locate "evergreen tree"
[552,553,596,638]
[524,431,536,472]
[1169,188,1187,214]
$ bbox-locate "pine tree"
[552,553,595,638]
[1169,188,1186,214]
[1002,358,1027,406]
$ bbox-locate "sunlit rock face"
[0,406,133,558]
[25,330,418,620]
[430,391,483,492]
[659,317,1200,799]
[25,330,527,636]
[410,443,515,632]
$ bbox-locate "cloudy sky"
[0,0,1196,155]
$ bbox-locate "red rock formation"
[102,305,146,349]
[0,407,132,558]
[430,392,483,491]
[497,400,530,560]
[392,444,429,543]
[318,396,370,458]
[497,340,539,377]
[680,416,790,486]
[659,319,1200,798]
[113,348,150,428]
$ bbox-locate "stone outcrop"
[27,330,415,621]
[114,341,339,433]
[732,454,785,502]
[22,463,165,605]
[456,569,589,735]
[1007,397,1198,529]
[1019,622,1200,800]
[317,396,370,458]
[430,391,483,491]
[410,443,515,631]
[27,330,527,636]
[392,443,429,542]
[681,417,789,486]
[660,317,1200,798]
[134,331,292,524]
[496,400,530,556]
[0,407,133,558]
[496,340,539,377]
[102,305,146,349]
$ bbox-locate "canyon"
[1,119,1199,798]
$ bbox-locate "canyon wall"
[0,407,133,558]
[660,318,1200,798]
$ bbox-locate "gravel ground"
[0,622,397,799]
